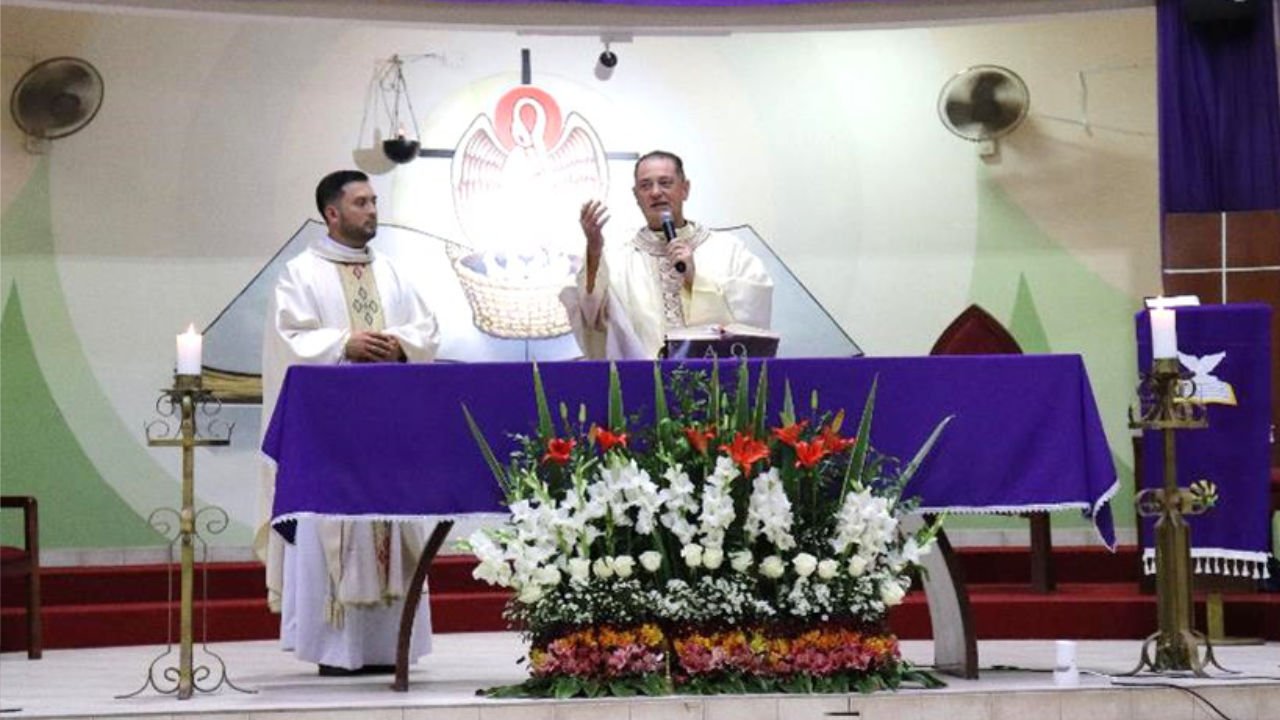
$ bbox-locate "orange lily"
[770,420,808,448]
[542,437,575,464]
[720,431,770,475]
[684,425,717,454]
[818,424,856,454]
[590,425,629,452]
[793,439,828,468]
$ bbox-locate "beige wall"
[1,4,1159,551]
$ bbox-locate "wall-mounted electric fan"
[938,64,1029,157]
[10,56,104,153]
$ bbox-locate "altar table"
[265,355,1118,686]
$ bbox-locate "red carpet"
[3,546,1276,651]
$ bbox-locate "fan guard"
[938,64,1029,144]
[9,57,104,148]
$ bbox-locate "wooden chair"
[1,495,42,659]
[930,304,1056,592]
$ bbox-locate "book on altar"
[663,323,780,359]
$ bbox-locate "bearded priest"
[258,170,441,676]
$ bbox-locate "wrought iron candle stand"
[119,374,254,700]
[1125,356,1226,676]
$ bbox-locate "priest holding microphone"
[563,150,774,359]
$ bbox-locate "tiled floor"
[1,634,1277,720]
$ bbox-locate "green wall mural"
[948,169,1139,534]
[1,161,250,548]
[1,288,162,546]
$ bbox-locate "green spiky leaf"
[532,362,554,440]
[898,415,953,487]
[752,361,769,438]
[608,362,625,431]
[652,361,669,424]
[734,357,750,432]
[781,379,796,426]
[461,403,507,490]
[842,377,879,501]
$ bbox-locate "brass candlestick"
[1125,356,1226,676]
[119,374,253,700]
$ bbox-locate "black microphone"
[660,210,686,274]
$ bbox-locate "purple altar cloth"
[265,355,1118,548]
[1136,304,1273,578]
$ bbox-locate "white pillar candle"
[1150,306,1178,359]
[176,324,202,375]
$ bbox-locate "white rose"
[847,555,869,577]
[568,557,591,584]
[793,553,818,578]
[880,580,906,606]
[517,584,545,603]
[817,559,840,580]
[613,555,636,578]
[639,550,663,573]
[533,565,562,587]
[681,543,704,569]
[702,547,725,570]
[592,557,615,579]
[760,555,785,579]
[730,550,754,573]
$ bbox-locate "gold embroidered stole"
[335,262,386,333]
[630,222,710,330]
[324,261,397,626]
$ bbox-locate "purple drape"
[265,356,1119,548]
[1159,0,1280,212]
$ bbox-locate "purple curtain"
[1159,0,1280,212]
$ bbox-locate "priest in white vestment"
[561,150,773,359]
[258,170,441,674]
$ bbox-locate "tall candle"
[1150,306,1177,359]
[176,324,202,375]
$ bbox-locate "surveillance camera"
[598,50,618,69]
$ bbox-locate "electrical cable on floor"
[959,664,1280,720]
[1104,678,1233,720]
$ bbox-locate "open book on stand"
[663,323,780,359]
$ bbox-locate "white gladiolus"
[793,553,818,578]
[702,547,725,570]
[613,555,636,578]
[817,558,840,580]
[760,555,785,579]
[744,467,796,551]
[658,465,699,546]
[730,550,754,573]
[899,537,931,566]
[681,543,704,568]
[830,488,896,561]
[697,458,738,550]
[639,550,663,573]
[847,555,869,577]
[473,560,512,587]
[466,530,514,587]
[568,557,591,584]
[880,580,907,606]
[592,556,615,579]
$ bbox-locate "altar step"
[4,547,1277,652]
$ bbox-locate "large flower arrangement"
[461,361,949,698]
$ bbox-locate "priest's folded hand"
[345,331,404,363]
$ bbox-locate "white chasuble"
[258,235,440,669]
[562,222,774,359]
